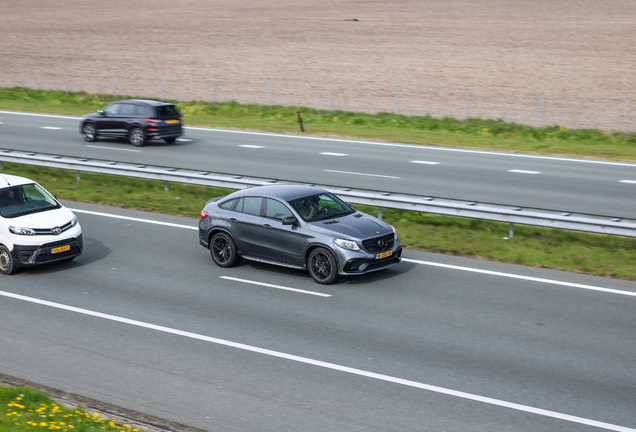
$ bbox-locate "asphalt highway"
[1,110,636,218]
[1,202,635,432]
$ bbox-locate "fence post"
[396,86,400,115]
[213,77,217,104]
[465,89,470,122]
[161,74,165,100]
[541,93,545,129]
[625,98,630,137]
[329,82,333,113]
[112,73,117,99]
[267,80,272,110]
[65,70,69,94]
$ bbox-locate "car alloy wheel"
[308,247,337,284]
[81,122,97,142]
[129,127,147,147]
[210,233,241,268]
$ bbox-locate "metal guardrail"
[2,148,636,238]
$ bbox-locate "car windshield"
[0,183,60,218]
[288,192,354,221]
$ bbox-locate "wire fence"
[3,68,633,134]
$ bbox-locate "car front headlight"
[70,215,78,227]
[9,225,35,236]
[334,238,360,251]
[391,225,399,242]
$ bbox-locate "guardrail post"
[164,181,169,192]
[76,171,81,181]
[509,223,514,239]
[378,206,383,221]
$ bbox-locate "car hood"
[10,208,75,228]
[310,212,393,240]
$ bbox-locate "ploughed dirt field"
[1,0,636,130]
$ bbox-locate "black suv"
[80,99,183,146]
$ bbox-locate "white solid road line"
[220,276,332,297]
[402,258,636,298]
[69,208,198,230]
[0,290,633,432]
[619,180,636,184]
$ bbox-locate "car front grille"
[361,233,394,253]
[32,220,75,236]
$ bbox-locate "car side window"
[219,198,237,210]
[118,104,136,115]
[235,197,262,216]
[133,105,147,115]
[103,103,122,115]
[265,199,293,221]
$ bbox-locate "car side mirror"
[282,216,297,226]
[346,202,357,212]
[97,109,105,116]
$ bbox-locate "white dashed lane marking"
[508,169,541,174]
[41,126,62,130]
[619,180,636,184]
[239,145,265,148]
[320,152,348,156]
[324,169,400,179]
[410,160,440,165]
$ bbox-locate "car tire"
[129,127,147,147]
[164,137,177,144]
[0,245,16,275]
[210,232,241,268]
[81,122,97,142]
[308,247,338,284]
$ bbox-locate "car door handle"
[263,224,272,229]
[229,218,238,223]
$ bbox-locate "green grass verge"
[2,162,636,281]
[1,87,636,280]
[0,385,143,432]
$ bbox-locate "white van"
[0,174,83,275]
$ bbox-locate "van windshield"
[0,183,61,218]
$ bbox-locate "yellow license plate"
[166,119,179,124]
[51,245,71,254]
[375,250,392,260]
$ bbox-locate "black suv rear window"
[154,105,180,116]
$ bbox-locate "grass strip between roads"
[1,87,636,281]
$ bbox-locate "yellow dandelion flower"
[40,422,48,427]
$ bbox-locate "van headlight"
[70,215,78,227]
[9,225,35,236]
[334,238,360,251]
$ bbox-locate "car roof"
[0,174,36,188]
[230,185,328,201]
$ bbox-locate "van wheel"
[0,245,16,275]
[308,247,337,284]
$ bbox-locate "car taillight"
[145,118,161,125]
[200,211,209,219]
